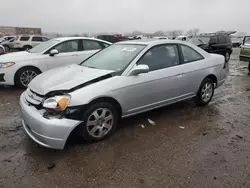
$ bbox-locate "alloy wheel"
[86,108,114,138]
[201,82,213,103]
[20,70,38,87]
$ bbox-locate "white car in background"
[153,36,169,40]
[13,35,51,50]
[0,37,111,88]
[175,35,192,41]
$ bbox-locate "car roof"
[117,39,210,58]
[53,37,112,44]
[117,39,189,46]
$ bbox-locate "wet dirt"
[1,48,250,188]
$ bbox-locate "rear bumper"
[20,92,82,149]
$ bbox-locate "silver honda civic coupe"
[20,39,227,149]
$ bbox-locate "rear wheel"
[15,67,40,88]
[195,78,215,106]
[79,102,118,142]
[3,45,10,52]
[225,51,230,62]
[0,46,5,55]
[23,45,32,51]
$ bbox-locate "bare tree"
[153,30,165,37]
[235,32,247,37]
[168,30,184,38]
[186,28,200,36]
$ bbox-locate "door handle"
[72,54,78,56]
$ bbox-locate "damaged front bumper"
[20,92,82,149]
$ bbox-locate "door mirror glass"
[49,49,59,56]
[128,64,149,76]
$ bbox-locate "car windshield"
[189,36,210,45]
[28,39,59,53]
[244,37,250,45]
[81,44,146,71]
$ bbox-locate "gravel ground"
[0,48,250,188]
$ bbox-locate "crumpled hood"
[0,51,38,62]
[28,64,115,95]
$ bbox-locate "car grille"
[25,89,44,106]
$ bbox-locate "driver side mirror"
[49,49,59,56]
[128,64,149,76]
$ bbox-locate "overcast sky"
[1,0,249,34]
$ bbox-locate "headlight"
[43,95,71,111]
[0,62,15,68]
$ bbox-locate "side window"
[218,35,226,44]
[137,45,179,71]
[20,36,30,41]
[83,40,102,51]
[42,37,50,42]
[180,45,204,63]
[32,37,42,42]
[210,36,218,44]
[53,40,79,53]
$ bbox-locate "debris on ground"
[202,132,208,136]
[139,124,145,128]
[148,118,156,125]
[212,152,218,155]
[0,145,6,150]
[213,176,217,180]
[179,126,185,129]
[3,159,11,163]
[236,135,243,139]
[47,163,56,170]
[6,125,22,132]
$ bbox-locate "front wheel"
[195,78,215,106]
[225,52,230,62]
[15,67,40,88]
[79,102,118,142]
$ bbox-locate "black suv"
[189,33,233,62]
[97,34,129,43]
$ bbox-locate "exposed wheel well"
[14,66,42,84]
[89,97,122,118]
[206,74,217,85]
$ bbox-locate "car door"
[240,36,250,62]
[42,39,84,70]
[208,36,220,54]
[121,44,186,114]
[217,35,227,55]
[177,44,207,95]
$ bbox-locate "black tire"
[23,45,32,51]
[225,51,230,62]
[195,78,215,106]
[15,67,40,89]
[248,62,250,73]
[3,45,10,52]
[0,46,4,55]
[79,102,118,142]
